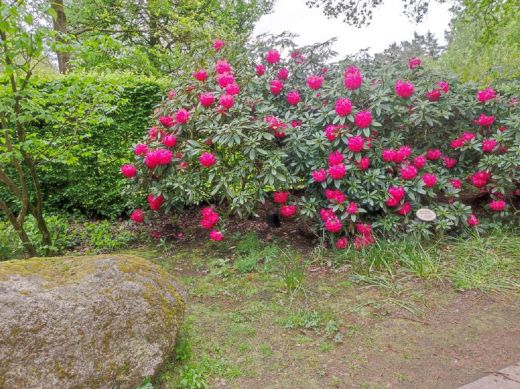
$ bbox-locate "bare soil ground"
[122,230,520,389]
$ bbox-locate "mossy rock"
[0,255,186,389]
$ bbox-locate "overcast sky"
[253,0,454,57]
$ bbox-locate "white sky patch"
[253,0,453,57]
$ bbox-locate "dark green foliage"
[2,72,167,218]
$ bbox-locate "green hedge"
[2,72,167,218]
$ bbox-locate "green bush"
[1,72,168,218]
[0,215,70,259]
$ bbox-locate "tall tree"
[63,0,274,74]
[0,0,55,256]
[49,0,70,73]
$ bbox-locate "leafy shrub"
[81,221,135,253]
[0,215,70,260]
[0,72,167,219]
[124,35,519,250]
[0,217,136,259]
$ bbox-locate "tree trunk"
[49,0,70,73]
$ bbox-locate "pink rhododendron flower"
[219,94,234,109]
[121,164,137,178]
[335,97,353,116]
[450,138,464,149]
[344,66,363,90]
[395,80,415,98]
[201,207,219,229]
[398,145,412,159]
[148,127,160,139]
[217,73,234,88]
[475,114,495,127]
[328,163,346,180]
[280,204,297,218]
[225,83,240,96]
[408,57,421,69]
[255,64,266,76]
[354,234,375,250]
[306,75,324,90]
[199,92,215,107]
[270,79,284,95]
[266,49,280,64]
[426,149,442,161]
[489,200,506,212]
[162,135,177,148]
[320,208,334,221]
[356,156,371,170]
[159,116,175,128]
[215,59,231,74]
[290,51,305,63]
[199,152,216,168]
[437,81,449,93]
[450,178,462,189]
[131,209,144,223]
[145,149,172,169]
[400,165,418,180]
[476,87,496,103]
[382,149,396,162]
[134,143,148,156]
[413,155,426,168]
[193,69,208,81]
[312,169,327,182]
[325,189,346,204]
[335,237,349,249]
[175,109,190,124]
[324,216,342,233]
[213,39,225,51]
[422,173,437,188]
[425,89,441,102]
[386,197,401,207]
[470,171,491,188]
[443,157,457,169]
[287,90,301,105]
[346,201,358,214]
[147,194,164,211]
[167,90,176,100]
[462,132,477,142]
[356,223,372,236]
[354,111,372,128]
[273,191,289,204]
[277,67,289,80]
[482,138,497,152]
[347,135,364,153]
[209,230,224,241]
[328,150,344,166]
[265,116,287,133]
[324,125,338,141]
[397,202,412,215]
[467,214,479,226]
[388,186,405,201]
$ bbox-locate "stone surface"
[459,362,520,389]
[0,255,186,389]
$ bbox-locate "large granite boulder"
[0,254,186,389]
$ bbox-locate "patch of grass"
[278,309,340,336]
[232,232,281,273]
[276,247,307,294]
[446,231,520,292]
[177,366,208,389]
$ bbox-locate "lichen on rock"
[0,255,186,389]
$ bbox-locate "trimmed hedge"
[20,72,167,218]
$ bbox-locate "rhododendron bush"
[124,35,519,246]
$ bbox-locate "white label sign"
[416,208,437,221]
